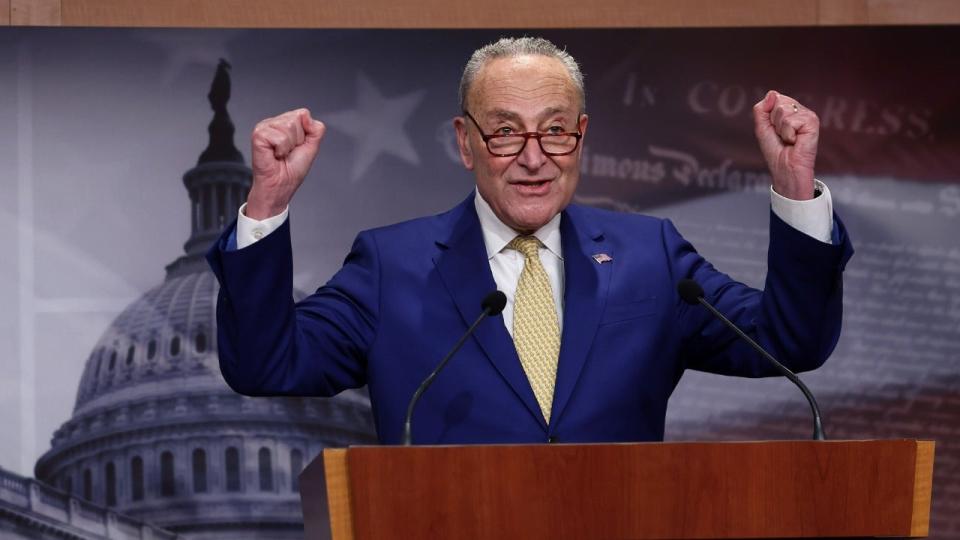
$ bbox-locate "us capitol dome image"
[24,60,378,539]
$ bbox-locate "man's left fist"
[753,90,819,200]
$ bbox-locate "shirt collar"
[474,188,563,261]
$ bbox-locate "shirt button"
[252,229,264,240]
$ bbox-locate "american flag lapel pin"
[592,253,613,264]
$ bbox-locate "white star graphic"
[322,73,426,182]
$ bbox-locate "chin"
[509,210,556,233]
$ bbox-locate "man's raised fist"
[246,108,325,220]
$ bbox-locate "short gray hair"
[459,37,585,112]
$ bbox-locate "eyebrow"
[484,107,574,123]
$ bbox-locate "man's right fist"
[246,108,325,220]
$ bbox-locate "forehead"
[469,55,579,117]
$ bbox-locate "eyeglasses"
[463,111,583,157]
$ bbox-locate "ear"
[578,113,589,138]
[575,113,589,158]
[453,116,474,170]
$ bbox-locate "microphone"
[677,279,826,441]
[402,291,507,445]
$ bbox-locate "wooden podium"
[300,439,934,539]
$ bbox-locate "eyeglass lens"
[488,134,578,156]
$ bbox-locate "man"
[207,37,852,445]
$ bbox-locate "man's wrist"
[771,180,816,201]
[244,201,288,221]
[236,203,289,249]
[770,180,833,244]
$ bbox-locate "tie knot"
[508,235,542,258]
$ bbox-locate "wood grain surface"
[335,440,933,539]
[3,0,960,27]
[11,0,60,25]
[322,449,355,540]
[911,440,936,537]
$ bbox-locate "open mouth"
[511,179,553,187]
[509,179,553,195]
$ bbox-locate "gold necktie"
[508,236,561,424]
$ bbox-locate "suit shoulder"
[355,204,460,244]
[566,203,668,233]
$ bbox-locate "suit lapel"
[550,206,611,426]
[433,195,547,429]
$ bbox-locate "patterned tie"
[508,235,561,424]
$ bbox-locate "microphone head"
[677,279,705,305]
[481,291,508,316]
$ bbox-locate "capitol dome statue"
[34,60,377,539]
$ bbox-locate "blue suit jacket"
[206,193,853,445]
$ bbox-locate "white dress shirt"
[236,182,834,335]
[473,192,565,336]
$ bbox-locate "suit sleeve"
[670,210,854,377]
[205,218,379,396]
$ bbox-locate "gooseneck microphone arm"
[677,279,826,441]
[402,291,507,446]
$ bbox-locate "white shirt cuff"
[770,180,833,244]
[236,203,289,249]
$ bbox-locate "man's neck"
[473,189,563,260]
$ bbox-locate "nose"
[515,136,547,171]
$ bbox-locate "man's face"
[455,55,588,234]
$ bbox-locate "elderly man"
[207,37,852,445]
